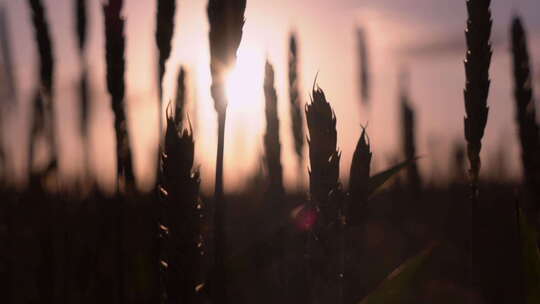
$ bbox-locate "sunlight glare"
[223,44,266,191]
[225,46,265,112]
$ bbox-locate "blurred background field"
[2,0,540,193]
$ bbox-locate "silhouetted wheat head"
[75,0,91,173]
[103,0,135,189]
[161,112,202,303]
[156,0,175,100]
[28,0,53,96]
[288,33,305,168]
[264,61,284,198]
[511,17,540,211]
[207,0,246,114]
[175,66,186,126]
[357,27,370,105]
[306,84,340,212]
[76,0,87,52]
[28,0,58,175]
[76,0,89,131]
[463,0,492,186]
[348,127,371,225]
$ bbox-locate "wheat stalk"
[103,0,135,191]
[463,0,492,295]
[207,0,246,114]
[67,0,88,289]
[154,3,177,264]
[452,142,466,183]
[399,72,421,195]
[511,16,540,217]
[28,0,58,178]
[27,3,58,301]
[161,111,202,303]
[207,0,246,302]
[264,60,284,198]
[305,82,341,304]
[75,0,92,181]
[28,91,43,182]
[103,1,135,302]
[154,3,177,299]
[288,33,305,185]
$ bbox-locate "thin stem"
[337,215,345,304]
[514,198,525,302]
[6,194,13,304]
[157,75,164,184]
[116,197,125,304]
[470,181,478,292]
[215,111,226,201]
[213,110,228,303]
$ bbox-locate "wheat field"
[1,0,540,303]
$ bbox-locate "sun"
[225,45,265,113]
[221,44,267,189]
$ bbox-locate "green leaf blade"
[358,243,435,304]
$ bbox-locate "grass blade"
[357,244,436,304]
[367,158,417,198]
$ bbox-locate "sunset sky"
[1,0,540,193]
